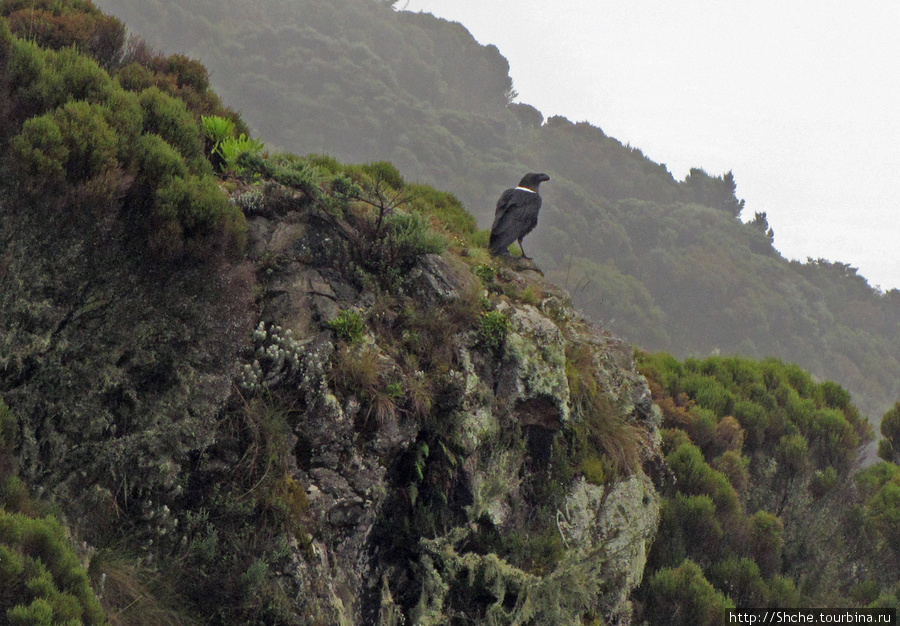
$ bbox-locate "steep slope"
[90,0,900,425]
[4,4,900,624]
[0,8,665,622]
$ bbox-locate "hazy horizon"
[401,0,900,291]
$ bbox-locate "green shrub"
[248,154,325,197]
[216,133,265,174]
[476,310,510,352]
[356,209,446,288]
[472,264,496,283]
[708,556,767,607]
[747,511,783,577]
[115,61,158,93]
[3,0,126,68]
[766,576,800,608]
[8,41,118,122]
[151,174,246,259]
[808,466,838,498]
[138,86,205,169]
[356,160,404,190]
[645,559,734,626]
[682,375,734,417]
[0,510,105,625]
[652,494,723,569]
[667,442,740,515]
[327,309,366,343]
[864,479,900,555]
[880,403,900,464]
[383,211,445,259]
[712,450,749,493]
[774,434,810,475]
[135,132,189,186]
[733,400,767,451]
[11,113,68,188]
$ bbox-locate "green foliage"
[747,511,783,577]
[138,86,206,169]
[0,510,105,625]
[382,210,446,260]
[641,349,890,613]
[880,402,900,464]
[151,173,246,259]
[201,113,234,146]
[263,153,323,195]
[645,559,734,626]
[666,442,740,516]
[406,183,478,242]
[472,264,497,283]
[862,475,900,556]
[565,343,645,481]
[134,132,188,185]
[353,208,446,289]
[476,310,510,352]
[359,160,404,190]
[2,0,126,68]
[652,493,723,569]
[707,556,767,607]
[216,133,265,174]
[327,309,366,344]
[2,26,247,264]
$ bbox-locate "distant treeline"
[93,0,900,422]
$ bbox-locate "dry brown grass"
[566,343,649,480]
[89,551,195,626]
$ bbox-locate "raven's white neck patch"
[515,186,536,193]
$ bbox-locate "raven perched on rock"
[488,172,550,258]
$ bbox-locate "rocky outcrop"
[236,191,664,624]
[0,181,663,624]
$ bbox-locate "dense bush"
[879,402,900,464]
[2,0,125,68]
[0,397,105,624]
[2,23,247,263]
[644,559,734,626]
[0,511,105,625]
[639,352,875,618]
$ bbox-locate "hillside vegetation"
[3,2,900,624]
[91,0,900,424]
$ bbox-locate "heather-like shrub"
[0,510,105,625]
[667,442,740,515]
[747,511,784,577]
[652,494,724,569]
[135,132,189,186]
[708,556,767,607]
[151,174,246,259]
[3,0,125,68]
[645,560,734,626]
[138,86,206,170]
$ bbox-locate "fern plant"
[201,114,235,146]
[201,115,264,174]
[216,134,265,173]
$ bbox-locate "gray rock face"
[1,185,664,624]
[240,204,663,623]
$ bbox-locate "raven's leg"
[518,238,531,259]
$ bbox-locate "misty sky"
[401,0,900,291]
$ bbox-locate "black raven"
[488,172,550,258]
